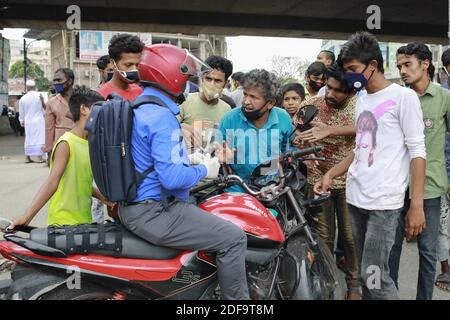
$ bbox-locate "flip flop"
[346,287,362,300]
[435,273,450,293]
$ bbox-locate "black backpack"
[86,93,168,202]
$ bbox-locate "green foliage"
[8,59,44,79]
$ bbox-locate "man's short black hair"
[441,48,450,67]
[69,85,104,122]
[326,63,352,93]
[397,42,435,81]
[231,71,245,83]
[306,62,327,77]
[204,55,233,81]
[320,50,336,64]
[96,55,111,70]
[281,83,306,101]
[337,31,384,73]
[54,68,75,82]
[108,33,145,62]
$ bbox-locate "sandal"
[435,273,450,293]
[346,287,362,300]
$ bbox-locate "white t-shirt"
[346,83,426,210]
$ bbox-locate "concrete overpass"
[0,0,448,43]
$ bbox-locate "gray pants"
[118,200,249,300]
[348,204,401,300]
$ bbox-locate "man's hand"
[213,142,235,164]
[303,153,319,168]
[107,204,119,220]
[181,123,203,149]
[298,121,331,143]
[313,173,332,195]
[188,151,205,165]
[404,205,426,241]
[201,154,221,179]
[9,214,32,230]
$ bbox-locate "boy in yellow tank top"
[10,86,114,228]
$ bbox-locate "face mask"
[309,79,324,92]
[106,71,114,82]
[200,81,223,101]
[344,65,373,91]
[54,80,69,94]
[113,61,140,83]
[242,101,269,121]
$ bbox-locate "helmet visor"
[180,50,212,77]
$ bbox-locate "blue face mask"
[54,82,66,94]
[344,65,372,91]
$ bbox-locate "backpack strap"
[131,95,169,110]
[131,95,171,186]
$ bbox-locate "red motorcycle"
[0,145,345,300]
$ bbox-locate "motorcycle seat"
[30,223,183,260]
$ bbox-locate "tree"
[9,59,44,79]
[9,60,50,91]
[271,56,312,85]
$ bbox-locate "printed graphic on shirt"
[353,99,396,170]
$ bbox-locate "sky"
[1,28,323,72]
[226,36,322,72]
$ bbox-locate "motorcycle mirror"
[294,105,319,132]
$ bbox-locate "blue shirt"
[218,107,293,193]
[132,87,207,202]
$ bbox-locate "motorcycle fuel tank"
[199,193,285,243]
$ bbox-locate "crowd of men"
[15,31,450,300]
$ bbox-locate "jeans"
[314,188,359,289]
[389,196,441,300]
[437,194,449,262]
[348,204,401,300]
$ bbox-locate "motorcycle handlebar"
[190,179,220,194]
[292,145,324,158]
[190,146,324,197]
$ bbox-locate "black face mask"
[119,70,140,83]
[106,71,114,82]
[309,79,324,92]
[113,61,140,83]
[242,101,269,121]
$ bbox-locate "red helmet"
[138,44,211,97]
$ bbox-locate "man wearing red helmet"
[97,33,144,101]
[117,44,250,300]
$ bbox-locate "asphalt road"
[0,134,448,300]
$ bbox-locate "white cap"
[26,79,36,87]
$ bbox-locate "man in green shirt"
[178,55,233,151]
[390,43,450,299]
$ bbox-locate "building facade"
[24,30,228,88]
